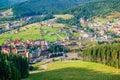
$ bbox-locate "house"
[82,33,89,39]
[100,29,106,35]
[15,29,19,33]
[67,36,75,41]
[5,23,12,30]
[92,22,99,27]
[80,18,86,24]
[29,48,41,59]
[1,44,11,54]
[104,34,112,40]
[19,52,29,58]
[11,48,17,54]
[66,53,81,60]
[40,40,49,51]
[20,16,34,21]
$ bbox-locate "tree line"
[0,53,29,80]
[83,43,120,68]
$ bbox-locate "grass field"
[24,61,120,80]
[106,11,120,19]
[0,23,67,44]
[54,14,74,20]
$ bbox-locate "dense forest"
[83,43,120,69]
[0,53,29,80]
[0,0,27,9]
[66,0,120,18]
[12,0,91,17]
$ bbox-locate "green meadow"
[0,24,67,44]
[24,61,120,80]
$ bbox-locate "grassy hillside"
[12,0,91,17]
[54,14,74,20]
[0,22,67,44]
[24,61,120,80]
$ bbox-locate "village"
[0,9,45,33]
[1,9,120,64]
[0,39,70,63]
[0,8,120,42]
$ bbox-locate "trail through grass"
[24,61,120,80]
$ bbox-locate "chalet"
[41,40,49,46]
[94,35,99,40]
[11,48,17,54]
[100,29,106,35]
[92,22,99,27]
[33,40,41,46]
[20,16,34,21]
[79,18,89,24]
[19,52,29,58]
[1,44,11,54]
[26,40,35,45]
[5,23,19,30]
[104,34,112,40]
[82,34,89,39]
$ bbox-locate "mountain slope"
[57,0,120,26]
[12,0,91,17]
[66,0,120,18]
[0,0,27,9]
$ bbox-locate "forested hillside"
[12,0,91,17]
[66,0,120,18]
[0,0,27,9]
[57,0,120,25]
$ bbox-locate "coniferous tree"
[0,53,29,80]
[82,43,120,69]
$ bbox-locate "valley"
[0,0,120,80]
